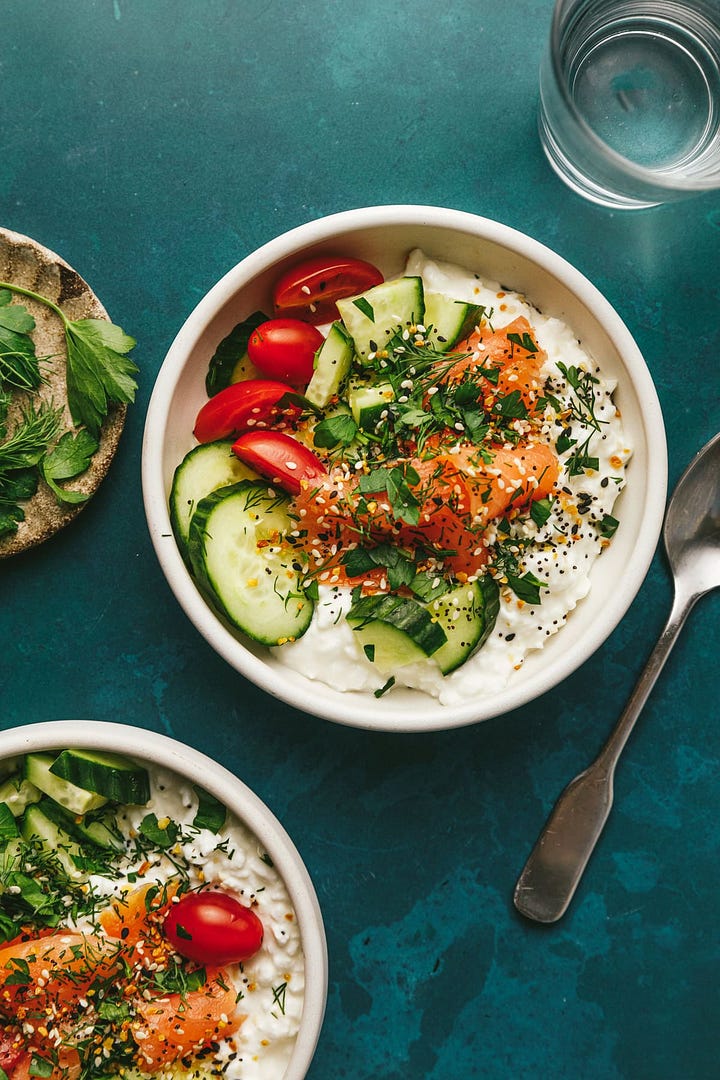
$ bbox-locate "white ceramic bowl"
[0,719,327,1079]
[142,205,667,733]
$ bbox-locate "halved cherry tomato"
[247,318,324,385]
[163,891,264,965]
[232,430,327,495]
[193,379,299,443]
[272,256,384,324]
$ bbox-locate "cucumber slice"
[347,594,447,673]
[50,750,151,805]
[423,292,485,352]
[305,321,354,407]
[337,276,424,362]
[428,576,500,675]
[74,811,126,851]
[348,383,395,431]
[25,753,108,815]
[25,794,124,853]
[205,310,267,396]
[188,480,314,646]
[0,774,42,817]
[21,801,87,881]
[170,440,256,557]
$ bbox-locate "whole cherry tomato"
[272,256,384,325]
[193,379,299,443]
[163,891,264,965]
[232,430,327,495]
[247,318,324,385]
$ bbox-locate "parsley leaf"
[530,496,553,528]
[0,282,139,439]
[64,318,138,437]
[342,542,416,589]
[599,514,619,538]
[139,813,178,848]
[0,291,42,391]
[41,429,99,505]
[192,785,227,832]
[506,571,544,605]
[313,411,358,449]
[353,297,374,321]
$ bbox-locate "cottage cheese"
[275,251,631,705]
[82,766,304,1079]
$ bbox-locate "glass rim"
[547,0,720,194]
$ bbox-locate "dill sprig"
[0,348,44,391]
[0,399,65,471]
[553,362,606,476]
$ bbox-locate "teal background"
[1,1,719,1077]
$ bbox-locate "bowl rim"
[142,204,667,733]
[0,719,328,1080]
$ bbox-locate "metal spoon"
[514,431,720,924]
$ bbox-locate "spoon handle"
[514,589,695,924]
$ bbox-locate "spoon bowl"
[664,431,720,596]
[514,431,720,923]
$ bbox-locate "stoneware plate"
[0,227,126,558]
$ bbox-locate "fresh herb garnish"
[554,362,605,476]
[599,513,620,538]
[0,289,43,390]
[272,980,288,1015]
[41,429,99,505]
[0,280,138,437]
[192,785,227,832]
[313,410,358,449]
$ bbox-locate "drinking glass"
[538,0,720,208]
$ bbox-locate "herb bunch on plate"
[0,282,138,540]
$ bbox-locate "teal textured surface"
[1,2,719,1077]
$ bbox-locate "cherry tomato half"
[163,891,264,966]
[247,318,324,386]
[232,430,327,495]
[272,256,384,325]
[193,379,300,443]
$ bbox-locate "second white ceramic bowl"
[0,719,327,1079]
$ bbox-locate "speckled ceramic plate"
[0,228,126,558]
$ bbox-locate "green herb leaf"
[507,331,539,353]
[410,570,449,602]
[0,801,18,841]
[506,571,544,605]
[0,911,21,944]
[374,676,396,698]
[139,813,178,849]
[599,514,619,538]
[0,291,41,391]
[0,289,35,333]
[41,429,99,505]
[313,411,358,449]
[386,465,421,525]
[29,1056,53,1078]
[192,785,227,832]
[0,467,38,503]
[530,497,553,528]
[492,389,528,420]
[64,318,138,437]
[353,297,374,321]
